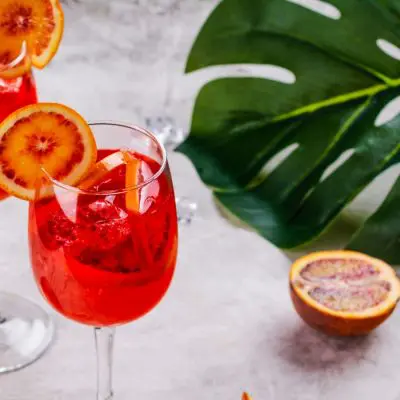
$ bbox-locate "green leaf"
[347,175,400,264]
[186,0,400,80]
[178,0,400,263]
[378,0,400,18]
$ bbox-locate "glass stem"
[94,327,115,400]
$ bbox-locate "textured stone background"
[1,1,400,399]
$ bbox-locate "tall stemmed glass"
[145,117,197,225]
[28,122,178,399]
[0,44,54,373]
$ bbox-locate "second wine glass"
[0,43,54,374]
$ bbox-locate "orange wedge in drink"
[78,151,127,190]
[290,250,400,336]
[0,103,97,200]
[78,151,142,213]
[123,151,141,213]
[0,0,64,78]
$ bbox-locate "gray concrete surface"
[1,1,400,399]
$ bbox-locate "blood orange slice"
[0,103,97,200]
[290,250,400,336]
[0,0,64,78]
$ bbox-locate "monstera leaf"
[178,0,400,264]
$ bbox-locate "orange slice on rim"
[290,250,400,336]
[0,103,97,200]
[0,0,64,78]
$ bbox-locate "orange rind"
[0,103,97,200]
[0,0,64,78]
[123,151,141,213]
[290,250,400,336]
[78,151,142,215]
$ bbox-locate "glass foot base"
[0,292,54,374]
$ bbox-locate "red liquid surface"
[29,150,178,326]
[0,72,38,200]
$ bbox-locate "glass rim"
[0,41,28,72]
[43,121,168,196]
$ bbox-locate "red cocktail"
[0,72,37,200]
[0,72,37,121]
[27,121,178,399]
[29,148,178,326]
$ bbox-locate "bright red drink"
[0,72,37,200]
[29,149,178,326]
[0,72,37,121]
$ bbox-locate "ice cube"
[72,200,131,252]
[40,199,132,254]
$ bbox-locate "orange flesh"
[293,258,391,312]
[0,112,85,188]
[0,103,97,200]
[242,394,252,400]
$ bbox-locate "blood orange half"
[0,103,97,200]
[290,250,400,336]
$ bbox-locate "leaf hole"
[319,149,355,183]
[258,143,300,179]
[286,0,341,20]
[377,39,400,61]
[374,95,400,127]
[188,64,296,85]
[344,163,400,225]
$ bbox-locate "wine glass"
[0,43,54,374]
[28,122,178,399]
[145,116,197,225]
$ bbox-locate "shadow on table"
[275,321,377,372]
